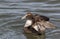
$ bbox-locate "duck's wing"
[39,21,56,29]
[32,23,46,32]
[37,24,46,32]
[39,15,49,21]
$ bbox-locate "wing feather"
[38,21,56,29]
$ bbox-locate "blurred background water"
[0,0,60,39]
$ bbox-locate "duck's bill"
[21,15,27,20]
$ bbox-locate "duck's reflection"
[24,33,45,39]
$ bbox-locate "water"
[0,0,60,39]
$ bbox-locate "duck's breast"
[24,20,32,27]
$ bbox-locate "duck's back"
[40,15,49,21]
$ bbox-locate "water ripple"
[0,0,60,39]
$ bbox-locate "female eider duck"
[21,12,56,35]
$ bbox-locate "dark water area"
[0,0,60,39]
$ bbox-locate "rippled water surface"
[0,0,60,39]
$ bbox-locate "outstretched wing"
[32,23,46,32]
[39,21,56,29]
[32,21,56,33]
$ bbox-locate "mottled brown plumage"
[21,12,56,35]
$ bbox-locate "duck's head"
[21,12,33,20]
[21,12,34,27]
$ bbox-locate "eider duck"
[21,12,56,35]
